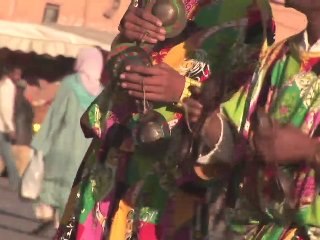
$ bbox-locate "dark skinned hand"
[183,97,203,123]
[183,97,222,147]
[119,63,185,102]
[183,97,231,180]
[119,5,166,44]
[253,113,318,165]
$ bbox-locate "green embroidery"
[139,207,159,224]
[88,103,101,129]
[78,179,96,223]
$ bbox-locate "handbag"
[20,149,44,200]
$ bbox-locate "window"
[42,3,60,23]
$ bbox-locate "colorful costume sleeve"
[80,88,110,139]
[54,1,276,240]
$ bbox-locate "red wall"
[0,0,131,32]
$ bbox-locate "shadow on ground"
[0,177,55,240]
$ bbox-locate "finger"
[252,135,274,161]
[128,90,165,102]
[128,9,165,34]
[190,116,200,123]
[122,21,165,41]
[125,65,164,76]
[271,120,281,129]
[121,82,162,93]
[188,109,202,122]
[121,24,161,43]
[122,29,158,43]
[120,72,143,84]
[253,147,267,162]
[259,148,275,164]
[254,110,273,138]
[135,7,163,27]
[253,131,270,147]
[188,107,202,116]
[157,63,172,70]
[120,73,160,87]
[144,0,155,12]
[184,98,203,110]
[190,86,202,96]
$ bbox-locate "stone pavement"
[0,177,55,240]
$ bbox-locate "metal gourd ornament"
[107,0,187,145]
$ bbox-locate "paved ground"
[0,177,55,240]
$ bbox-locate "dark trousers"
[0,132,19,190]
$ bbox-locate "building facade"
[0,1,307,40]
[0,0,131,32]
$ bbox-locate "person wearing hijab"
[31,47,104,224]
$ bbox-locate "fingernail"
[151,39,158,44]
[128,90,133,95]
[125,65,131,71]
[159,28,166,34]
[120,74,125,79]
[156,21,162,27]
[159,35,165,41]
[121,83,127,88]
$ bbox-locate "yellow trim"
[176,77,202,107]
[109,200,134,240]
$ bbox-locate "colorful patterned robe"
[54,0,274,239]
[214,32,320,239]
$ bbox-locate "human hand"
[119,63,185,102]
[252,111,317,165]
[119,5,166,44]
[183,98,203,123]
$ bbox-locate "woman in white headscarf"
[31,47,104,223]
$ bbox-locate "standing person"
[0,66,22,191]
[55,1,274,239]
[31,48,104,224]
[14,79,34,149]
[25,77,61,128]
[185,0,320,239]
[13,79,34,176]
[7,65,23,84]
